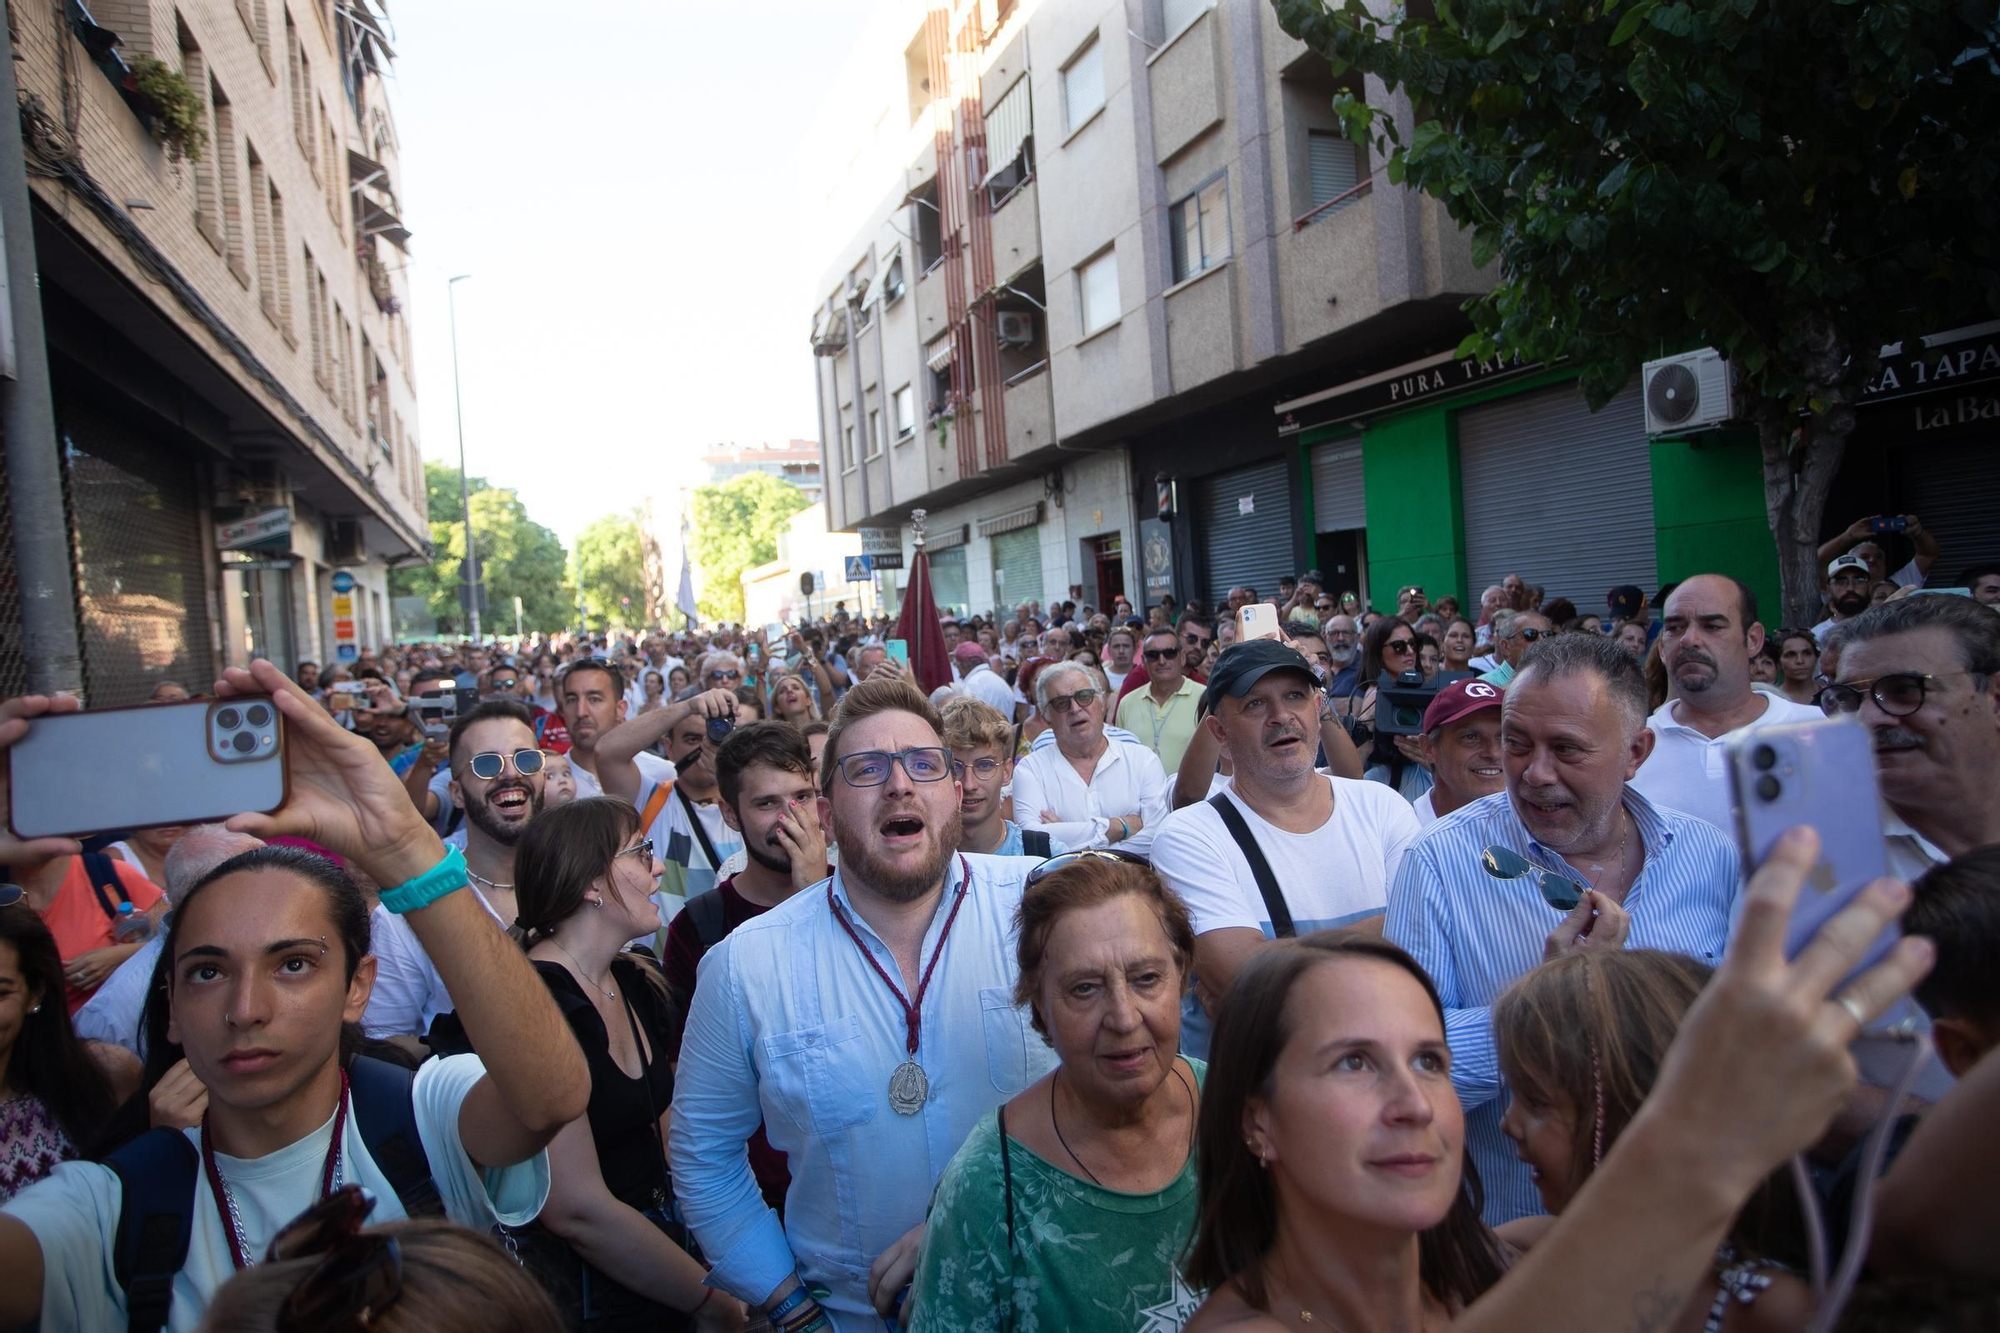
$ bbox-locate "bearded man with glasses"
[1010,663,1171,856]
[670,678,1059,1331]
[1823,594,2000,883]
[364,699,547,1050]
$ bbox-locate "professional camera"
[706,714,736,744]
[1371,669,1476,736]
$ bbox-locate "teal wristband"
[378,846,468,915]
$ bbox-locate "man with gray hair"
[72,824,264,1056]
[1009,661,1170,854]
[1477,609,1553,687]
[1386,632,1740,1223]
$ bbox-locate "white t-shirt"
[571,750,678,801]
[362,888,506,1039]
[2,1054,548,1333]
[1151,775,1421,1056]
[1412,787,1439,828]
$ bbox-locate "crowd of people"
[0,509,1996,1331]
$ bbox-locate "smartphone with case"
[7,697,289,840]
[1726,717,1897,984]
[1237,603,1282,642]
[886,639,909,665]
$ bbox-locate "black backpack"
[103,1056,442,1333]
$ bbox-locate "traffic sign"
[330,569,356,594]
[844,555,873,581]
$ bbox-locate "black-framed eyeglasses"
[1480,844,1585,911]
[953,756,1004,779]
[467,748,545,780]
[1183,631,1212,645]
[1026,848,1151,885]
[267,1185,404,1332]
[1384,639,1416,655]
[0,884,21,909]
[1515,628,1552,643]
[1142,647,1180,662]
[836,747,954,787]
[1817,670,1977,718]
[1045,688,1099,715]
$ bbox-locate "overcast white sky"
[390,0,892,545]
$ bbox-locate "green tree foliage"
[687,472,812,623]
[389,460,572,636]
[1274,0,2000,625]
[574,510,649,632]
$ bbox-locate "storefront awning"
[924,523,970,552]
[977,502,1041,537]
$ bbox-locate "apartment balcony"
[989,177,1040,281]
[916,254,952,348]
[1164,260,1241,395]
[1002,363,1055,462]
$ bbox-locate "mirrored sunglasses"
[468,749,546,780]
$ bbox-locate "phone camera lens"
[231,731,256,754]
[246,704,272,727]
[1752,744,1778,772]
[217,707,241,730]
[1755,774,1782,803]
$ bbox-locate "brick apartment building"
[0,0,424,703]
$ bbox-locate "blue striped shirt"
[1385,787,1739,1224]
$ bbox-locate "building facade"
[0,0,423,704]
[806,1,1995,626]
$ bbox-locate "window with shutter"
[1063,37,1104,132]
[1162,0,1208,39]
[1307,130,1363,218]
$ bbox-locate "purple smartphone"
[1726,716,1898,982]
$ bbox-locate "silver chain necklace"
[468,868,516,892]
[553,941,616,999]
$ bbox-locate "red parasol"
[892,522,952,695]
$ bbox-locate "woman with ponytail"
[504,797,743,1332]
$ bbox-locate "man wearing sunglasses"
[365,698,548,1046]
[1631,575,1821,834]
[1827,595,2000,883]
[1113,626,1205,777]
[1012,663,1171,856]
[1477,610,1553,687]
[1385,632,1740,1224]
[671,678,1058,1331]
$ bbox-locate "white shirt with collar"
[1010,731,1172,855]
[956,661,1016,716]
[1631,692,1823,834]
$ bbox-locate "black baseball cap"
[1197,640,1319,718]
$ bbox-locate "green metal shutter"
[989,525,1044,611]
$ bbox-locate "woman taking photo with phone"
[1183,934,1504,1331]
[505,797,744,1332]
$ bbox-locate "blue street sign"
[844,555,873,581]
[330,570,356,594]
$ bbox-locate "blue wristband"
[378,846,468,915]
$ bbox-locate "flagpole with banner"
[676,520,701,631]
[892,507,951,694]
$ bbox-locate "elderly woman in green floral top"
[908,851,1205,1333]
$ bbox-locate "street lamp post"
[448,273,480,641]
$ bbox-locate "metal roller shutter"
[1311,440,1366,532]
[989,525,1044,611]
[1196,459,1294,605]
[59,395,217,707]
[1457,380,1656,607]
[1893,436,2000,583]
[928,544,969,617]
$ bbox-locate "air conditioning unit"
[996,310,1035,347]
[328,518,367,566]
[1642,348,1737,436]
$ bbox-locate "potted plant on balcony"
[124,55,207,164]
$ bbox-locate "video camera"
[1371,669,1476,737]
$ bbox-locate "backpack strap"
[347,1056,443,1219]
[84,851,133,920]
[684,886,730,952]
[1020,828,1053,859]
[1207,794,1295,938]
[638,779,674,833]
[106,1128,199,1333]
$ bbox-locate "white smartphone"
[1726,717,1897,984]
[1237,603,1281,642]
[7,697,289,840]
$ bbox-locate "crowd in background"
[0,511,1995,1331]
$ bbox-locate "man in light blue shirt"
[1387,633,1739,1224]
[670,678,1057,1331]
[73,825,263,1056]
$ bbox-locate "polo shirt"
[1630,693,1823,834]
[1115,676,1205,778]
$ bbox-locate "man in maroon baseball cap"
[1416,678,1506,827]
